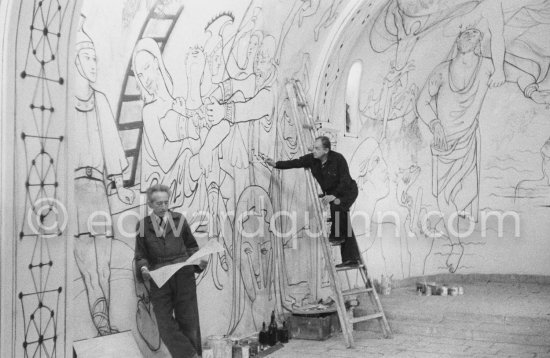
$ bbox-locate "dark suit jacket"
[135,211,201,281]
[275,150,358,210]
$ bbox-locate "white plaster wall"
[68,1,344,356]
[3,1,550,357]
[316,0,550,281]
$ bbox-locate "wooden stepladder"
[285,79,392,348]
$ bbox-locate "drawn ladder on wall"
[115,1,184,187]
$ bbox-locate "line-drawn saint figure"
[417,28,550,272]
[370,0,480,70]
[73,16,135,336]
[371,0,550,99]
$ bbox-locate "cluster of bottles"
[416,282,464,296]
[258,311,289,350]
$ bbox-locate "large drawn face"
[456,28,482,54]
[253,39,275,86]
[76,48,97,83]
[254,50,270,78]
[247,34,261,61]
[456,28,482,53]
[134,50,160,96]
[357,147,390,199]
[186,47,206,78]
[282,111,297,150]
[206,40,224,83]
[242,208,272,292]
[235,189,274,302]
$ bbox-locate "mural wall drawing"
[1,0,550,357]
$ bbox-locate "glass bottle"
[268,311,278,346]
[259,322,268,349]
[278,321,289,343]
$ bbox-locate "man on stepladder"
[265,136,361,267]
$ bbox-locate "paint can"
[207,335,232,358]
[448,287,458,296]
[232,343,250,358]
[458,286,464,295]
[246,338,259,356]
[381,275,393,295]
[425,285,432,296]
[202,348,214,358]
[439,285,448,296]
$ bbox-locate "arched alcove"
[345,59,362,136]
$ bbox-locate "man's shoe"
[335,260,360,268]
[329,238,345,246]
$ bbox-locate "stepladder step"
[336,264,365,272]
[349,312,384,324]
[342,287,373,296]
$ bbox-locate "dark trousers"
[330,203,361,262]
[150,266,201,358]
[328,181,361,262]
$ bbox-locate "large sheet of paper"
[73,331,144,357]
[149,239,225,287]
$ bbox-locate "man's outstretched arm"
[265,153,313,169]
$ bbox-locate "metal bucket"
[202,347,214,358]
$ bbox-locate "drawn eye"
[244,247,252,255]
[260,248,268,255]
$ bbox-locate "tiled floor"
[269,282,550,357]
